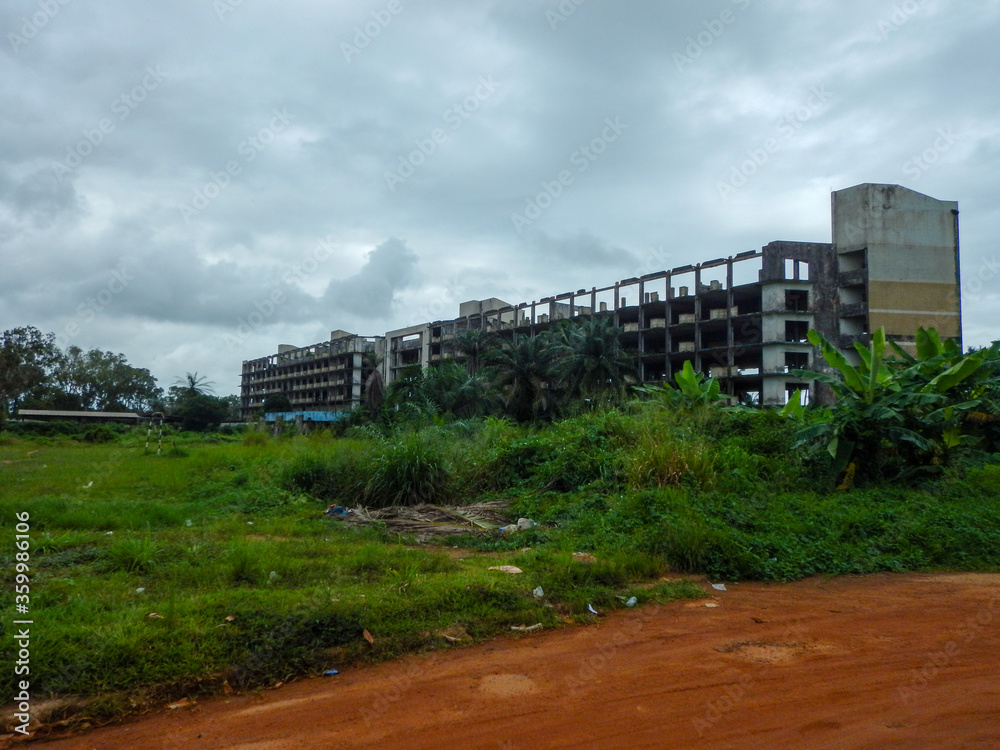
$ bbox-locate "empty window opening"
[785,321,809,342]
[786,290,809,311]
[784,384,811,405]
[785,352,809,372]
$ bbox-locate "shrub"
[279,441,373,504]
[366,434,450,506]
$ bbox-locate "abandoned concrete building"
[240,183,961,419]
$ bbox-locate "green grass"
[2,409,999,728]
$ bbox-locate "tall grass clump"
[104,535,162,573]
[366,433,450,506]
[279,439,374,504]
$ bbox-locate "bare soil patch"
[16,572,1000,750]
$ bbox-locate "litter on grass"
[489,565,523,575]
[712,583,727,591]
[323,669,340,677]
[501,517,537,534]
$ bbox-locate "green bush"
[366,434,450,506]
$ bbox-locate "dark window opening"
[785,352,809,371]
[785,290,809,311]
[785,321,809,342]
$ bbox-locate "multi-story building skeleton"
[240,183,962,419]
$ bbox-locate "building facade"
[240,330,382,419]
[240,183,961,417]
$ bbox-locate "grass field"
[3,407,1000,725]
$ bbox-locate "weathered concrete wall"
[833,183,961,343]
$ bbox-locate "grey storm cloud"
[0,0,998,394]
[324,237,419,319]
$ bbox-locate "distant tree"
[421,360,495,419]
[174,372,214,398]
[0,327,61,426]
[222,395,242,422]
[50,347,162,412]
[175,393,229,432]
[483,334,561,422]
[560,317,637,404]
[261,393,292,413]
[454,329,488,374]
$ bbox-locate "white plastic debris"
[587,603,599,615]
[510,623,544,633]
[488,565,523,574]
[135,587,146,594]
[532,586,544,598]
[711,583,727,591]
[625,596,637,607]
[185,519,193,527]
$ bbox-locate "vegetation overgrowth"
[3,324,1000,728]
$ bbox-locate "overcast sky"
[2,0,998,396]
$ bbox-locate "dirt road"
[21,573,1000,749]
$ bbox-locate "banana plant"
[635,360,721,407]
[791,327,994,483]
[791,328,936,482]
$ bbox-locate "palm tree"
[483,334,561,422]
[422,360,494,419]
[174,372,214,397]
[454,329,488,373]
[562,316,637,403]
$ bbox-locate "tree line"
[0,326,237,431]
